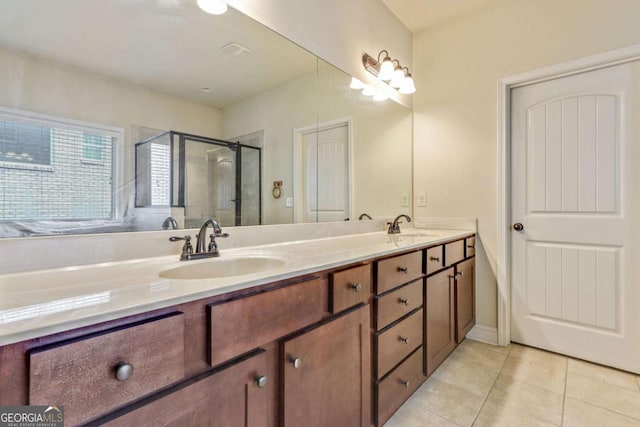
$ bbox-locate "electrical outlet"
[285,197,294,207]
[417,192,427,207]
[401,193,409,207]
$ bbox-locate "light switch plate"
[285,197,294,207]
[401,193,409,207]
[417,192,426,207]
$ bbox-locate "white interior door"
[300,122,350,222]
[511,61,640,373]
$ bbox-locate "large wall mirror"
[0,0,412,237]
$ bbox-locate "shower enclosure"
[135,131,261,228]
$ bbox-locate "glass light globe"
[390,67,405,89]
[378,57,394,81]
[197,0,228,15]
[399,75,416,94]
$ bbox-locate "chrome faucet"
[387,214,411,234]
[358,213,372,220]
[162,216,178,230]
[195,218,229,255]
[169,218,229,261]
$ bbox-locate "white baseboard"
[467,324,499,345]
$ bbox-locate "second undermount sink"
[159,256,286,280]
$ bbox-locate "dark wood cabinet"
[455,258,475,343]
[103,351,269,427]
[425,267,456,376]
[30,313,185,426]
[1,233,476,427]
[282,305,371,427]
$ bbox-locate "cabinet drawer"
[445,239,465,266]
[376,251,422,294]
[377,347,425,426]
[330,264,371,313]
[466,236,476,258]
[375,308,423,378]
[209,278,324,366]
[375,279,422,331]
[29,312,185,426]
[426,246,444,275]
[104,350,269,427]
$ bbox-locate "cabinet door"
[425,268,456,377]
[455,258,476,343]
[282,305,371,427]
[104,351,269,427]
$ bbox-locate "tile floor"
[385,340,640,426]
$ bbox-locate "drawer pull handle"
[397,267,409,274]
[400,379,410,388]
[457,271,464,277]
[399,298,409,305]
[255,375,268,388]
[290,357,302,369]
[429,256,440,262]
[399,336,409,344]
[115,363,134,381]
[350,283,362,292]
[467,245,475,249]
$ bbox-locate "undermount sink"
[159,256,286,280]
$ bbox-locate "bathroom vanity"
[0,229,475,426]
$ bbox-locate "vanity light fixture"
[197,0,228,15]
[362,50,416,94]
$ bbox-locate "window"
[0,108,121,222]
[0,120,51,166]
[82,133,108,161]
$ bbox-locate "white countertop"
[0,228,474,346]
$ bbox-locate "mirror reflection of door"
[295,120,351,223]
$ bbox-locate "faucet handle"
[207,232,230,252]
[169,235,193,260]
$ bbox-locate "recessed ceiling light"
[197,0,228,15]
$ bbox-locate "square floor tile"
[566,372,640,420]
[474,400,558,427]
[563,397,640,427]
[431,355,499,397]
[509,344,568,369]
[413,377,485,427]
[499,354,566,394]
[568,358,639,392]
[486,375,564,425]
[448,341,508,374]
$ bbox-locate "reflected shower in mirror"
[135,131,261,228]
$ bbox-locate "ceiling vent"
[220,42,252,57]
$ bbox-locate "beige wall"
[227,0,413,108]
[0,46,222,222]
[222,72,317,224]
[412,0,640,328]
[222,62,412,224]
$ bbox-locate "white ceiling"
[382,0,497,33]
[0,0,317,109]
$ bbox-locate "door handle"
[513,223,524,232]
